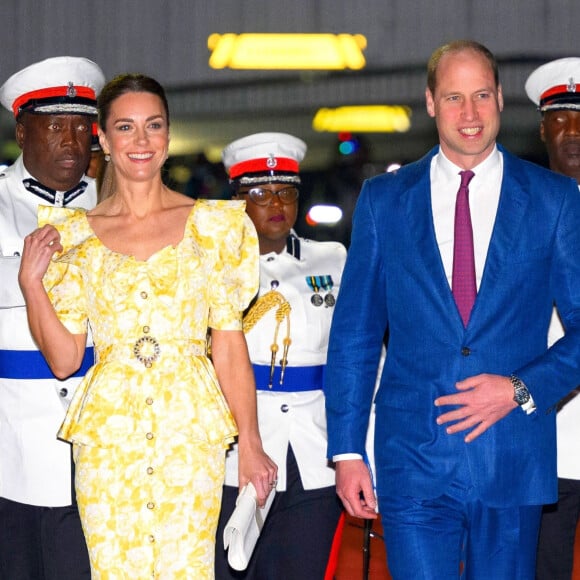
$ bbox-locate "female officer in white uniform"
[215,133,346,579]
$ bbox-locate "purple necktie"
[452,170,476,326]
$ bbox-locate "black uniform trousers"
[536,477,580,580]
[215,445,343,580]
[0,455,90,580]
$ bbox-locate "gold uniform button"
[140,291,148,299]
[146,432,154,440]
[146,397,153,405]
[147,502,155,509]
[147,467,154,475]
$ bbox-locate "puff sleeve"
[38,205,91,335]
[192,200,259,330]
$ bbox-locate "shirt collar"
[435,145,501,182]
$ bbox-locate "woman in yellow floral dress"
[18,74,277,579]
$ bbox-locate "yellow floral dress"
[38,200,259,580]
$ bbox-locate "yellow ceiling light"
[313,105,412,133]
[208,33,367,70]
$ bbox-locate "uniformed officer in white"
[526,57,580,580]
[215,133,346,579]
[0,56,105,580]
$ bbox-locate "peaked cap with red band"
[222,132,307,186]
[0,56,105,118]
[525,57,580,112]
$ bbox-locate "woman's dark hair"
[97,73,170,131]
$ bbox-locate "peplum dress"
[38,200,259,580]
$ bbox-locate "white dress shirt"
[431,147,503,290]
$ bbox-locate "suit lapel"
[470,149,530,324]
[402,147,531,330]
[402,150,461,320]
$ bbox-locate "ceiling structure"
[164,58,550,172]
[1,0,576,174]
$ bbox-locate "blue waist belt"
[252,363,325,392]
[0,347,95,380]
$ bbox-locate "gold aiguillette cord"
[243,289,291,388]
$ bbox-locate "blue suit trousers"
[379,479,542,580]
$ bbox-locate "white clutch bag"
[223,482,276,571]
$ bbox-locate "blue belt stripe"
[252,363,324,392]
[0,347,95,380]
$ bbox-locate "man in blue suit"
[325,40,580,579]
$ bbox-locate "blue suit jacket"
[325,145,580,507]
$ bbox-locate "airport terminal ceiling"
[0,0,577,171]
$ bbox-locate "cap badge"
[66,82,77,98]
[567,77,577,93]
[266,154,277,169]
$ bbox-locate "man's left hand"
[435,374,518,442]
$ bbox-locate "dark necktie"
[452,170,476,326]
[22,178,88,207]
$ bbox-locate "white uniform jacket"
[225,233,346,491]
[548,279,580,479]
[0,155,96,507]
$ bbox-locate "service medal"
[311,293,324,307]
[324,293,336,307]
[306,275,324,307]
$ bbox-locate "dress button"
[146,432,154,440]
[59,388,68,398]
[147,502,155,509]
[280,404,289,413]
[147,467,154,475]
[146,397,153,405]
[145,361,152,368]
[461,347,471,356]
[148,534,155,543]
[143,325,150,333]
[140,291,148,299]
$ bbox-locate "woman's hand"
[238,440,278,507]
[210,328,278,506]
[18,224,85,380]
[19,225,62,290]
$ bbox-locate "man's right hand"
[335,459,378,519]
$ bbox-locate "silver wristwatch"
[510,375,536,415]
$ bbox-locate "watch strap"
[510,375,536,415]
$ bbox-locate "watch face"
[514,388,531,405]
[511,376,531,406]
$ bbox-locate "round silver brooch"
[133,336,161,367]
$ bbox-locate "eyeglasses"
[238,186,299,206]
